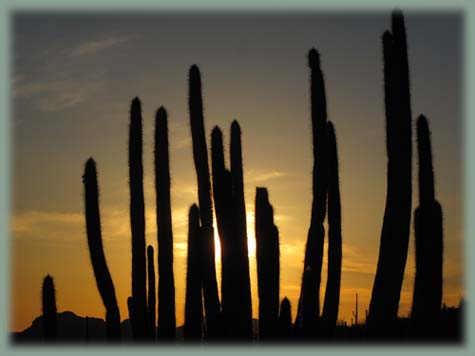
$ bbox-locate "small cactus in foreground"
[42,275,57,342]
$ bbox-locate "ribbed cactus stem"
[230,120,252,338]
[296,47,329,337]
[188,65,221,338]
[83,158,121,341]
[410,115,443,339]
[255,187,280,340]
[184,204,203,341]
[321,122,342,336]
[128,97,148,340]
[155,107,176,339]
[417,115,435,205]
[147,246,156,340]
[211,126,234,337]
[42,275,57,342]
[278,297,292,339]
[368,10,413,338]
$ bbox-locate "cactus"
[83,158,121,341]
[147,246,156,340]
[42,275,57,342]
[367,11,413,338]
[210,126,235,336]
[410,115,443,339]
[184,204,204,341]
[296,48,329,337]
[128,97,148,340]
[230,121,253,338]
[321,122,342,337]
[155,107,176,339]
[278,297,292,339]
[255,187,280,340]
[210,122,252,339]
[188,64,221,338]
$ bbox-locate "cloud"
[68,34,136,57]
[14,77,104,112]
[245,170,288,183]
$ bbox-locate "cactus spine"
[255,187,280,340]
[188,65,221,338]
[42,275,57,342]
[83,158,121,341]
[128,97,148,340]
[367,11,413,337]
[147,246,156,340]
[184,204,204,341]
[296,48,329,337]
[321,122,342,336]
[410,115,443,339]
[155,107,176,339]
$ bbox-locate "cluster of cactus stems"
[211,122,252,339]
[410,115,443,339]
[155,107,176,340]
[255,187,279,340]
[188,65,221,339]
[83,159,121,341]
[33,9,444,344]
[42,275,57,342]
[367,10,413,338]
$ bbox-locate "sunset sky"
[11,11,462,332]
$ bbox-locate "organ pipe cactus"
[155,107,176,339]
[42,275,57,342]
[255,187,280,340]
[296,48,329,337]
[128,97,148,340]
[188,64,221,338]
[83,158,121,341]
[367,10,413,338]
[184,204,204,341]
[321,122,342,337]
[410,115,443,339]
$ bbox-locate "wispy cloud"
[245,170,288,183]
[68,34,136,57]
[14,76,104,112]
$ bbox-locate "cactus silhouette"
[147,246,156,340]
[83,158,121,341]
[278,297,292,339]
[296,48,329,337]
[42,275,57,342]
[367,10,413,338]
[321,122,342,337]
[155,107,176,340]
[128,97,148,340]
[255,187,280,340]
[211,122,252,339]
[184,204,204,341]
[410,115,443,339]
[210,126,235,336]
[188,64,221,338]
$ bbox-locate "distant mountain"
[12,312,256,343]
